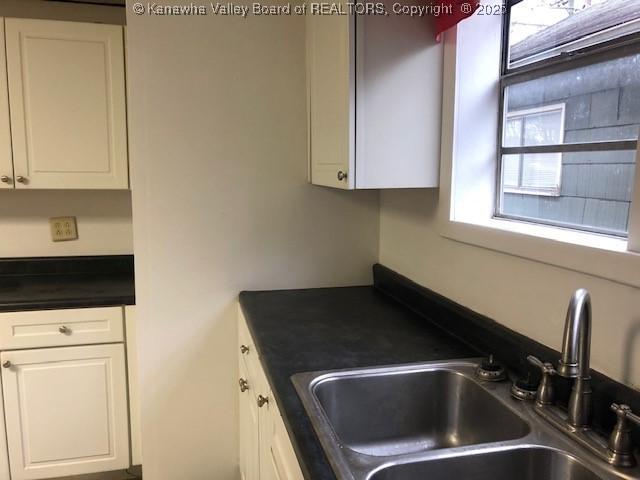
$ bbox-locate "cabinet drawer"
[0,307,124,349]
[238,309,260,387]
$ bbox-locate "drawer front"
[0,307,124,349]
[238,309,260,387]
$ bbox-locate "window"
[503,104,564,195]
[438,0,640,288]
[497,0,640,237]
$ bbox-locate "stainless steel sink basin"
[314,368,529,456]
[369,447,603,480]
[292,359,640,480]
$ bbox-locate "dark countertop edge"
[0,297,136,313]
[0,255,134,276]
[0,255,136,312]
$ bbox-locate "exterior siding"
[502,54,639,234]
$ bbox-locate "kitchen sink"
[369,447,603,480]
[314,368,529,456]
[292,359,640,480]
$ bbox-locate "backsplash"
[373,263,640,444]
[0,190,133,258]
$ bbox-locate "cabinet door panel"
[257,380,276,480]
[271,413,304,480]
[0,18,14,189]
[239,352,259,480]
[1,344,130,480]
[125,306,143,466]
[307,4,354,189]
[5,18,128,189]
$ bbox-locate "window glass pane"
[522,111,563,145]
[505,53,640,145]
[509,0,640,67]
[499,150,637,236]
[505,118,522,147]
[503,154,521,187]
[520,153,561,190]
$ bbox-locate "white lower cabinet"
[0,306,134,480]
[239,310,304,480]
[1,344,130,480]
[239,357,260,480]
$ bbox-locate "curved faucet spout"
[558,288,592,428]
[558,289,591,380]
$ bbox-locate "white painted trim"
[438,15,640,289]
[506,103,566,121]
[628,146,640,253]
[503,187,561,196]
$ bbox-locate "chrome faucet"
[557,288,592,428]
[529,289,640,468]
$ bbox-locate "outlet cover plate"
[50,216,78,242]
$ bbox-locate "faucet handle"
[607,404,640,468]
[611,403,640,427]
[527,355,556,405]
[527,355,557,375]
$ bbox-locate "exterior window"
[503,104,564,195]
[497,0,640,237]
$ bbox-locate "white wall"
[379,189,640,390]
[126,6,379,480]
[0,190,133,257]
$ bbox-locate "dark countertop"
[240,264,640,480]
[239,286,477,480]
[0,256,135,312]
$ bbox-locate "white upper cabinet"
[0,19,14,190]
[5,18,128,189]
[307,2,443,189]
[307,7,354,189]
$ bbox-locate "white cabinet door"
[306,3,442,190]
[5,18,128,189]
[257,379,278,480]
[0,18,14,190]
[1,344,130,480]
[124,306,143,466]
[307,3,354,189]
[239,354,259,480]
[0,360,10,480]
[257,389,304,480]
[270,412,304,480]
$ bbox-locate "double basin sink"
[292,360,640,480]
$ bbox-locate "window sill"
[439,216,640,288]
[503,188,560,197]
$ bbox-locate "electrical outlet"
[50,217,78,242]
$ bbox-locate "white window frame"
[438,2,640,289]
[502,103,565,196]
